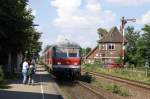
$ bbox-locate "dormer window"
[108,43,115,50]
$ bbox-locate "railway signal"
[120,17,136,67]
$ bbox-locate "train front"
[52,41,81,78]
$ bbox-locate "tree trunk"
[17,52,23,73]
[7,51,12,73]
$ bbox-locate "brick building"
[84,26,127,65]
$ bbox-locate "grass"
[82,64,150,84]
[106,84,129,96]
[90,77,130,97]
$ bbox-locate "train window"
[55,47,67,58]
[56,53,67,58]
[67,48,79,57]
[68,53,77,57]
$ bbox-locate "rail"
[82,70,150,91]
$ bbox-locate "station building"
[84,26,127,66]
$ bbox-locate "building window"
[108,43,115,50]
[107,59,113,63]
[96,53,99,57]
[101,44,107,50]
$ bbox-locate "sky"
[28,0,150,49]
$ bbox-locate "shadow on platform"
[0,90,64,99]
[2,72,56,89]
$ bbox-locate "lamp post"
[121,17,136,67]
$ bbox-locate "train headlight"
[66,61,70,64]
[57,62,61,65]
[74,62,78,65]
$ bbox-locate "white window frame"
[96,53,99,57]
[108,43,115,50]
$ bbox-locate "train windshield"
[55,47,80,58]
[68,53,77,57]
[67,48,79,58]
[55,47,67,58]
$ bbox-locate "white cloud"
[137,11,150,25]
[107,0,150,6]
[51,0,116,48]
[56,33,73,43]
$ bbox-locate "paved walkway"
[0,65,64,99]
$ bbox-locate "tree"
[86,47,91,54]
[0,0,42,72]
[135,37,147,66]
[141,24,150,64]
[125,26,140,67]
[97,28,108,39]
[80,47,92,57]
[125,25,150,67]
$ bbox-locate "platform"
[0,65,64,99]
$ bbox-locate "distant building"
[84,26,127,65]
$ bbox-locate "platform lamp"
[121,17,136,67]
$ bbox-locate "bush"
[80,72,92,83]
[0,65,4,82]
[115,57,123,64]
[112,84,121,93]
[94,59,102,65]
[106,84,129,96]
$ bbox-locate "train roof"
[53,39,80,49]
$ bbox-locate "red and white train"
[41,40,81,78]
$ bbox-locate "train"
[41,40,81,78]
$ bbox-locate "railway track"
[51,72,106,99]
[55,78,106,99]
[77,81,106,99]
[83,70,150,91]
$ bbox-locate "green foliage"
[0,0,42,67]
[84,63,92,67]
[86,47,91,54]
[125,26,140,67]
[97,28,108,38]
[80,47,92,57]
[94,59,101,65]
[142,25,150,62]
[91,76,130,97]
[115,56,123,64]
[83,65,150,84]
[112,84,120,93]
[106,84,129,96]
[83,60,101,67]
[120,89,130,96]
[125,25,150,67]
[0,0,33,50]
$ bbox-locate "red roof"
[98,26,127,43]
